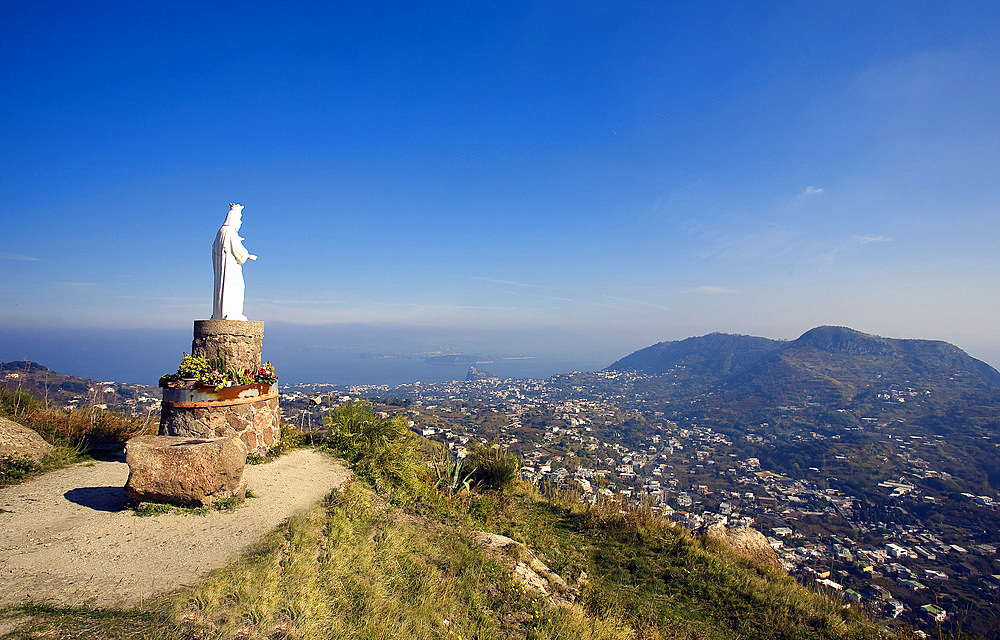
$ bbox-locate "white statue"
[212,203,257,321]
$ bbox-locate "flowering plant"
[255,362,278,385]
[159,354,277,389]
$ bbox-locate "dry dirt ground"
[0,448,351,608]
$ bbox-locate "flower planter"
[162,382,277,406]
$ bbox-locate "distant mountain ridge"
[0,360,157,409]
[607,326,1000,406]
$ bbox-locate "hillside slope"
[606,332,784,380]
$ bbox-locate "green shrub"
[0,454,39,484]
[466,441,519,494]
[322,400,418,490]
[432,452,474,496]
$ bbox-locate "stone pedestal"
[159,320,280,456]
[192,320,264,371]
[160,384,280,455]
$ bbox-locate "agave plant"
[433,454,475,497]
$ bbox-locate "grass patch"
[0,601,172,639]
[0,454,39,484]
[212,495,242,512]
[131,502,173,517]
[129,495,248,517]
[492,486,891,640]
[0,447,86,487]
[168,482,631,640]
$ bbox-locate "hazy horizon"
[2,322,998,387]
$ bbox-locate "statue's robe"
[212,224,251,320]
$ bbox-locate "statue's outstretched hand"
[249,254,258,261]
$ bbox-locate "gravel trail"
[0,449,350,607]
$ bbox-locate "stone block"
[124,435,248,506]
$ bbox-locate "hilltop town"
[285,368,1000,636]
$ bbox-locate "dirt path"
[0,449,351,608]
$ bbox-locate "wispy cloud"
[56,281,97,287]
[695,286,737,295]
[603,295,671,311]
[474,277,535,287]
[823,234,893,263]
[701,227,804,263]
[503,290,576,303]
[803,186,824,195]
[855,234,891,244]
[1,252,40,261]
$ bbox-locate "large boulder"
[0,416,54,462]
[124,435,248,506]
[705,523,781,570]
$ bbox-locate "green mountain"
[607,326,1000,407]
[606,332,785,379]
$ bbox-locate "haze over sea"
[5,322,998,389]
[0,325,614,387]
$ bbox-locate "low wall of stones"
[159,384,280,456]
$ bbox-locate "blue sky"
[3,2,1000,382]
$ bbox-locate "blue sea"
[278,353,606,387]
[0,326,610,386]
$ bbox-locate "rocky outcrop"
[466,366,496,382]
[124,435,248,506]
[705,523,781,570]
[0,417,54,462]
[474,531,574,602]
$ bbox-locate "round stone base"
[159,384,280,456]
